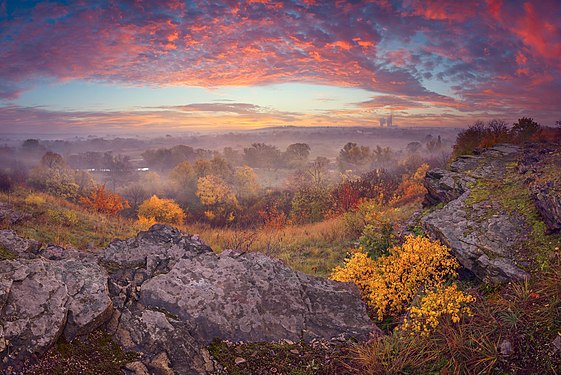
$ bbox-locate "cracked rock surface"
[106,225,377,373]
[421,143,561,283]
[0,244,112,364]
[1,225,377,374]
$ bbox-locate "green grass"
[0,243,17,260]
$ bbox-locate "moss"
[464,165,561,272]
[25,330,138,374]
[0,243,17,260]
[208,339,352,375]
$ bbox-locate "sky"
[0,0,560,135]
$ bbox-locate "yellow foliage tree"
[137,195,185,226]
[331,235,460,320]
[196,175,239,224]
[233,165,260,200]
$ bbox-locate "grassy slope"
[0,188,355,276]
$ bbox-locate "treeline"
[0,136,448,230]
[453,117,561,159]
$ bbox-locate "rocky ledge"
[422,143,561,284]
[0,225,377,374]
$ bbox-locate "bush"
[511,117,541,142]
[452,119,511,159]
[80,184,129,215]
[331,235,460,321]
[137,195,185,226]
[24,193,46,206]
[400,284,475,336]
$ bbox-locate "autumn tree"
[233,165,260,201]
[28,152,80,200]
[196,175,239,224]
[80,184,129,215]
[137,195,185,226]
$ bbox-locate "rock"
[423,168,474,206]
[0,242,112,365]
[104,224,378,373]
[102,223,213,275]
[0,230,41,259]
[234,357,246,365]
[552,335,561,353]
[149,352,174,375]
[1,223,378,373]
[499,339,513,357]
[422,145,532,283]
[530,181,561,233]
[124,361,150,375]
[0,203,31,226]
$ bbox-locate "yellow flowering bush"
[331,248,378,297]
[24,193,46,206]
[400,284,475,336]
[331,235,460,320]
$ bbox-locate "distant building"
[379,112,396,127]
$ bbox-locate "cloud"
[0,0,560,127]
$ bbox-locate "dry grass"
[350,259,561,374]
[185,217,354,276]
[0,188,143,251]
[1,188,354,276]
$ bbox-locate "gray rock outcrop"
[104,224,377,374]
[422,145,531,283]
[0,243,112,364]
[422,142,561,284]
[1,225,377,374]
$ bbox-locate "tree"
[80,184,129,215]
[284,143,310,167]
[511,117,541,141]
[121,183,149,213]
[243,143,283,168]
[28,152,79,200]
[426,136,443,153]
[405,142,422,154]
[0,171,13,193]
[170,161,196,188]
[337,142,371,171]
[291,186,333,223]
[40,151,66,169]
[196,175,239,224]
[137,195,185,226]
[234,166,260,201]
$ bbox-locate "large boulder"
[1,225,378,373]
[0,252,112,365]
[103,224,378,374]
[423,168,474,206]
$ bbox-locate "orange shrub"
[80,184,129,215]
